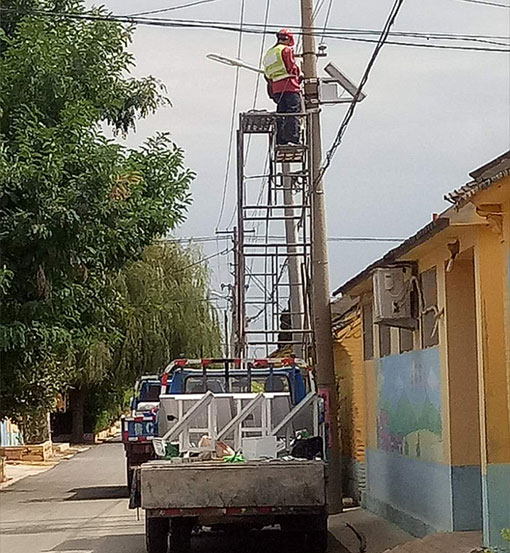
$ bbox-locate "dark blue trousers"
[276,92,301,145]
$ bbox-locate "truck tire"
[306,513,328,553]
[170,518,194,553]
[146,516,169,553]
[127,463,133,493]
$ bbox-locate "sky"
[86,0,510,310]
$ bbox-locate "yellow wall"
[445,251,482,466]
[475,222,510,466]
[333,313,366,463]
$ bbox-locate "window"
[379,325,391,357]
[184,375,290,394]
[140,383,161,402]
[399,328,414,353]
[420,267,439,348]
[362,301,374,360]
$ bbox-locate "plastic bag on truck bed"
[198,435,235,460]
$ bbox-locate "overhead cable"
[215,0,245,231]
[317,0,407,185]
[163,235,406,243]
[1,9,508,51]
[453,0,510,7]
[128,0,224,17]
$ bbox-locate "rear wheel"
[306,513,328,553]
[170,518,194,553]
[126,462,134,493]
[146,516,169,553]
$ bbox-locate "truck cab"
[122,375,162,491]
[160,357,309,404]
[130,375,161,414]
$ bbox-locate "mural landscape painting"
[377,347,443,463]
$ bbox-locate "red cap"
[277,28,295,47]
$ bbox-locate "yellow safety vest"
[263,44,292,82]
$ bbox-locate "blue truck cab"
[122,375,161,491]
[161,357,310,405]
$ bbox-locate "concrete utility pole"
[283,163,305,357]
[300,0,343,513]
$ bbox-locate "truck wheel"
[146,516,169,553]
[127,465,134,493]
[306,514,328,553]
[170,518,194,553]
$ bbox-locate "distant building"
[332,151,510,550]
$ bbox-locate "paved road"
[0,440,348,553]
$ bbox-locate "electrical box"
[373,266,416,329]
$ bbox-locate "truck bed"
[140,459,326,511]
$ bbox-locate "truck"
[121,375,162,491]
[130,357,328,553]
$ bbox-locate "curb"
[0,445,89,490]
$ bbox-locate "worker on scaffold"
[263,28,302,146]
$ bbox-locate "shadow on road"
[46,534,145,553]
[47,530,350,553]
[65,485,128,501]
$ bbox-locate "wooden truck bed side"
[140,460,326,511]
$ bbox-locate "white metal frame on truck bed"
[154,389,322,456]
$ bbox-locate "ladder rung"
[247,340,310,345]
[244,215,302,221]
[245,329,313,334]
[243,243,310,248]
[243,205,308,210]
[275,146,307,163]
[243,252,308,257]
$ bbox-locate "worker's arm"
[282,47,301,78]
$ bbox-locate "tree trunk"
[22,408,51,444]
[70,386,86,444]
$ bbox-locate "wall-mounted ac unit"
[373,266,416,329]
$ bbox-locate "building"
[332,151,510,550]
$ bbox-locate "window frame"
[419,267,439,349]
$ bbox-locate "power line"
[453,0,510,7]
[317,0,407,185]
[166,235,406,243]
[127,0,224,17]
[324,34,510,50]
[156,243,232,270]
[215,0,246,231]
[320,0,335,46]
[2,9,508,52]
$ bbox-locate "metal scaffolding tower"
[235,110,314,360]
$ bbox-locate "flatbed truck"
[131,358,328,553]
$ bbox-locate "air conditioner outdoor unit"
[373,266,416,329]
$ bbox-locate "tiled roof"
[333,217,449,296]
[444,150,510,208]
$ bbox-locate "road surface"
[0,440,348,553]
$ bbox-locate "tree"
[69,243,223,442]
[0,0,193,440]
[114,243,223,382]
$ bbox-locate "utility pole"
[283,163,305,357]
[224,310,230,357]
[300,0,343,513]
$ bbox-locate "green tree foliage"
[114,243,223,382]
[83,243,223,434]
[417,394,442,436]
[0,0,194,420]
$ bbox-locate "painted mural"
[377,347,443,463]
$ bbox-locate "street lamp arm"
[206,53,264,74]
